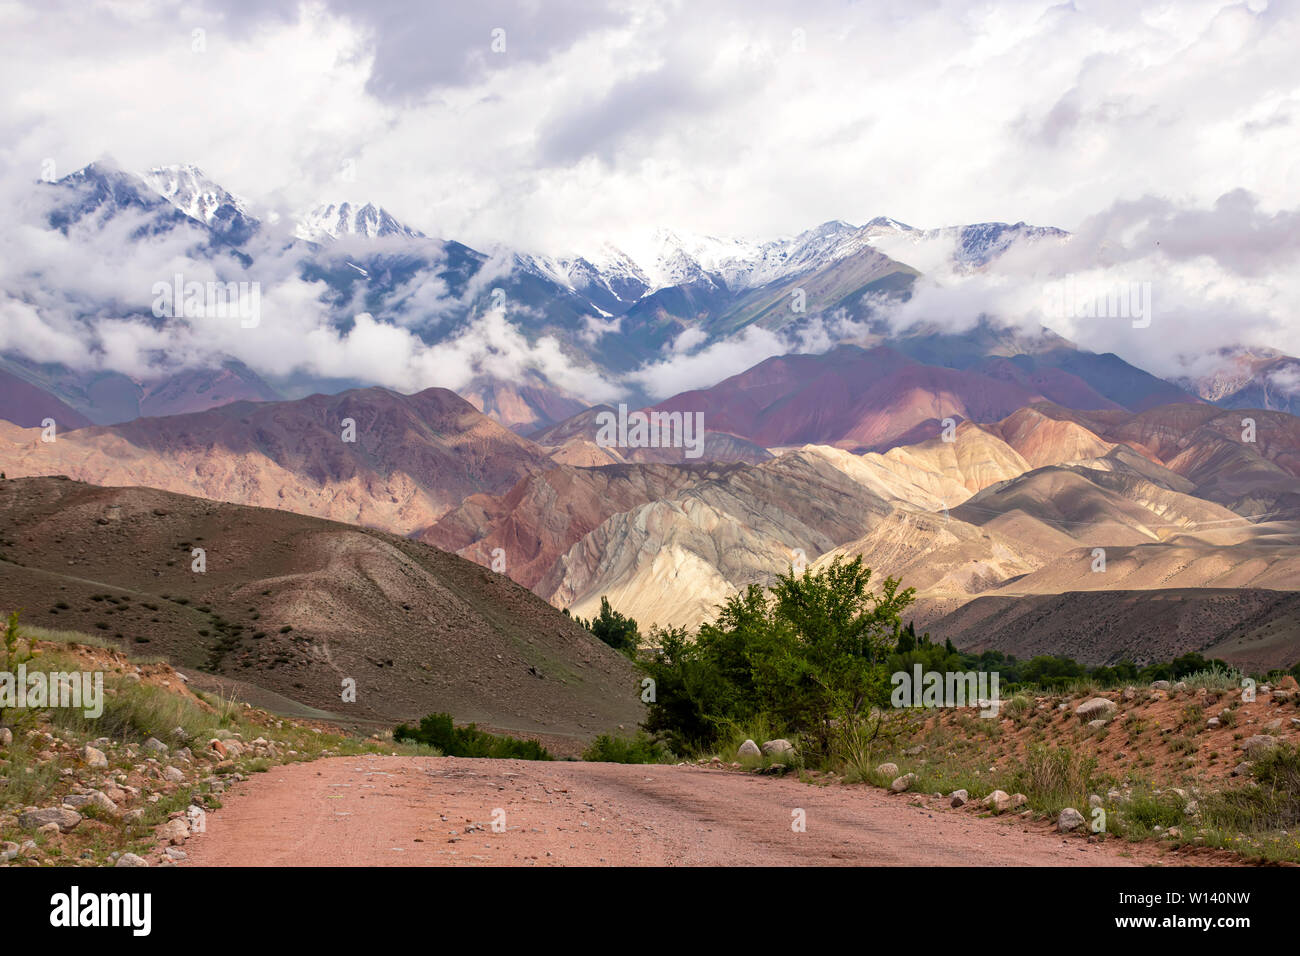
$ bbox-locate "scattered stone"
[737,739,761,758]
[760,739,794,757]
[983,790,1012,814]
[1231,762,1252,777]
[162,766,185,783]
[1151,680,1171,690]
[1089,794,1104,809]
[1058,808,1086,832]
[81,745,108,768]
[1075,697,1117,720]
[1087,719,1108,729]
[158,818,189,845]
[1241,735,1278,754]
[949,789,969,808]
[1207,717,1221,728]
[1010,793,1028,808]
[62,791,119,815]
[19,808,81,833]
[143,737,168,755]
[0,727,12,747]
[164,847,187,862]
[890,773,916,793]
[115,853,148,867]
[0,841,18,862]
[875,762,900,778]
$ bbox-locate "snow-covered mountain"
[514,245,652,312]
[522,216,1067,302]
[143,164,258,242]
[25,160,1092,424]
[294,202,424,242]
[46,161,199,237]
[519,219,885,302]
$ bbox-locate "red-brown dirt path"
[180,756,1183,866]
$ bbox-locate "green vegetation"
[582,731,673,764]
[1201,743,1300,832]
[1,610,35,726]
[1006,744,1097,814]
[572,596,640,657]
[640,556,913,758]
[392,712,551,760]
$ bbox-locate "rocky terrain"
[0,634,405,868]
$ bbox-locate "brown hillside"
[0,476,642,740]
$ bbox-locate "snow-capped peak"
[862,216,915,234]
[143,164,249,225]
[294,202,424,242]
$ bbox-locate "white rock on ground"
[890,773,916,793]
[1075,697,1117,720]
[158,818,189,845]
[983,790,1012,814]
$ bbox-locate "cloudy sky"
[1,0,1298,396]
[4,0,1295,248]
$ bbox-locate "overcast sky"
[1,0,1298,395]
[3,0,1295,251]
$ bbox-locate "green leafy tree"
[640,557,914,755]
[577,597,641,656]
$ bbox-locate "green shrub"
[1118,790,1186,833]
[392,712,551,760]
[1201,743,1300,832]
[582,732,672,764]
[1007,744,1096,812]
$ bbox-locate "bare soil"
[180,755,1188,867]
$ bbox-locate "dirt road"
[179,756,1178,866]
